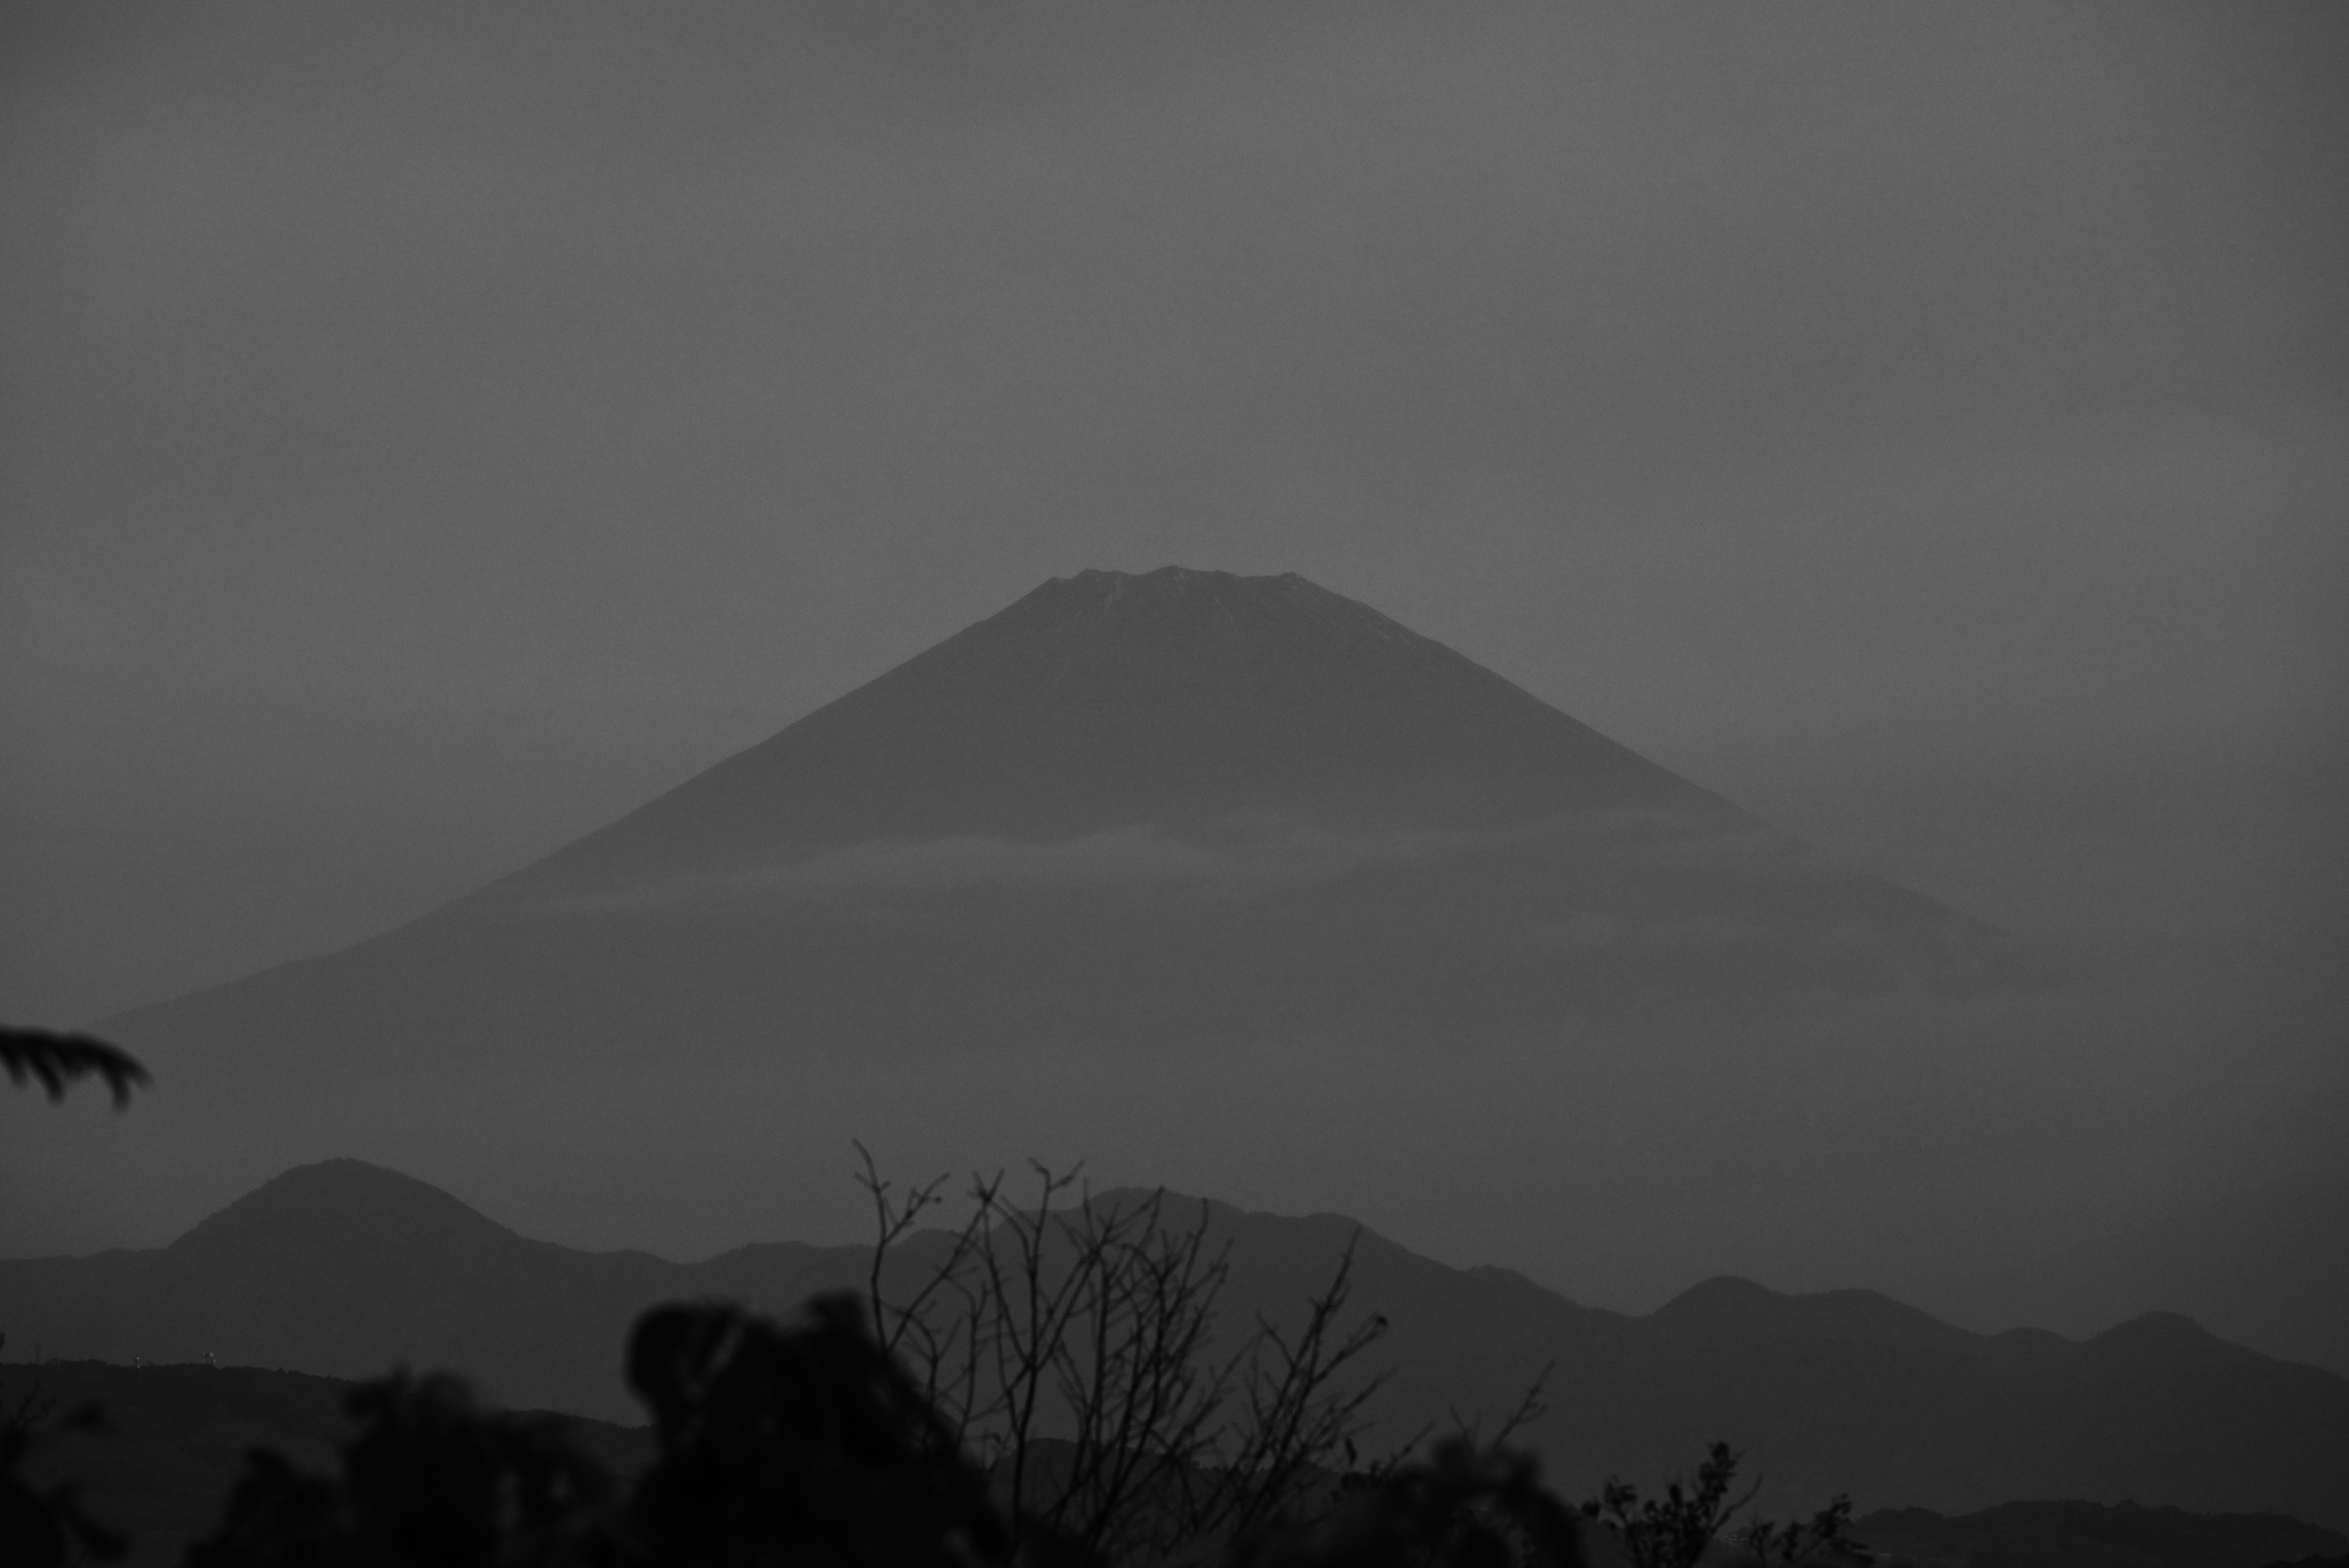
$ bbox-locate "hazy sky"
[4,2,2345,1026]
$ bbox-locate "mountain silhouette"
[508,568,1724,886]
[6,1159,2346,1530]
[1937,1163,2349,1378]
[40,568,2055,1311]
[101,569,2013,1084]
[0,1161,867,1416]
[1851,1501,2347,1568]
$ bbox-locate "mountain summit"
[509,567,1718,893]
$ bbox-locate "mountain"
[0,1160,872,1418]
[1934,1163,2349,1378]
[7,1159,2347,1530]
[512,567,1726,882]
[101,568,2009,1083]
[33,568,2042,1279]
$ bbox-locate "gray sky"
[4,2,2346,1026]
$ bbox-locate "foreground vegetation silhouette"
[166,1292,1852,1568]
[3,1027,146,1562]
[0,1026,149,1109]
[2,1336,127,1567]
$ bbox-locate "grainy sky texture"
[4,2,2345,1026]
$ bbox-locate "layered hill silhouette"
[1937,1163,2349,1378]
[1850,1502,2347,1568]
[6,1159,2346,1530]
[102,569,2013,1081]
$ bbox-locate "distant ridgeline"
[6,1159,2347,1539]
[1853,1502,2349,1568]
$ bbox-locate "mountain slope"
[511,568,1724,888]
[101,569,2010,1081]
[6,1159,2345,1528]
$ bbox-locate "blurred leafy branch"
[0,1027,149,1110]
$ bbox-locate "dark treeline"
[59,1292,1847,1568]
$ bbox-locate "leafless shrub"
[856,1146,1390,1564]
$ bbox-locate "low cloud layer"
[517,819,1464,914]
[507,806,1825,917]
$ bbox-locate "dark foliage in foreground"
[0,1336,127,1567]
[625,1295,1007,1568]
[0,1026,149,1109]
[854,1155,1391,1564]
[183,1372,615,1568]
[153,1295,1851,1568]
[1236,1437,1587,1568]
[1585,1442,1853,1568]
[3,1037,147,1564]
[184,1295,1008,1568]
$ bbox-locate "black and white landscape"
[9,1158,2349,1530]
[3,6,2344,1565]
[14,565,2342,1345]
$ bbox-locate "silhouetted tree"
[187,1370,613,1568]
[0,1337,125,1566]
[856,1150,1389,1564]
[185,1295,1014,1568]
[626,1293,1011,1567]
[1581,1443,1856,1568]
[1741,1496,1858,1567]
[0,1027,148,1109]
[1240,1436,1587,1568]
[171,1300,1864,1568]
[2,1021,146,1562]
[1246,1439,1861,1568]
